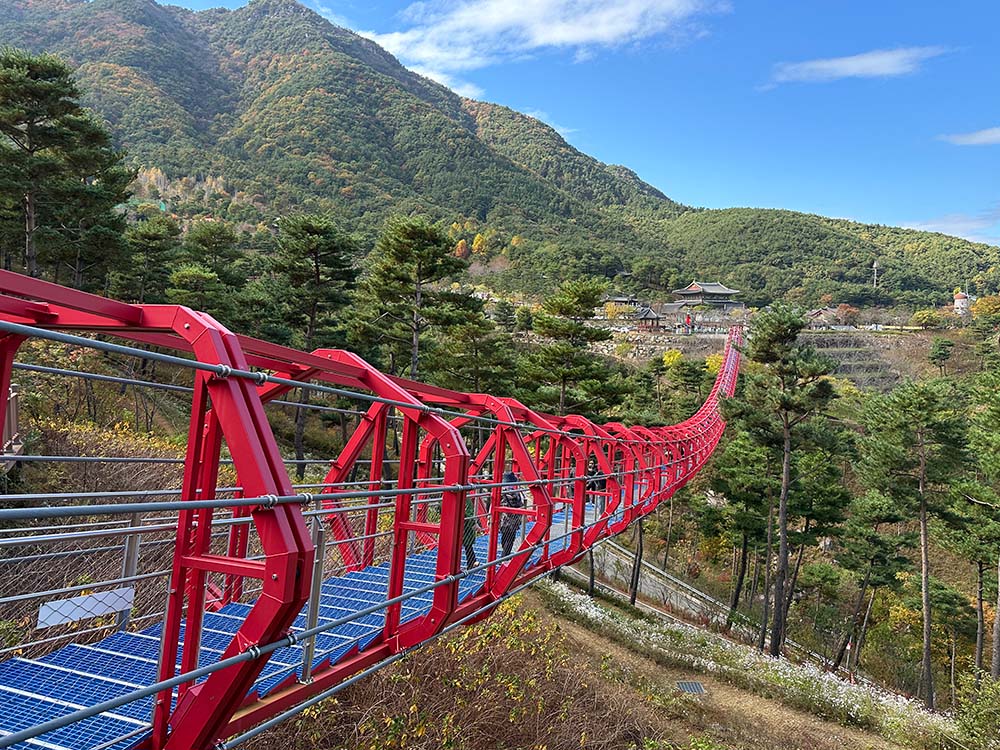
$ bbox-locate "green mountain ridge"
[2,0,997,306]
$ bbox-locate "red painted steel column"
[152,307,313,750]
[0,334,25,443]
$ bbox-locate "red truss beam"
[0,272,741,750]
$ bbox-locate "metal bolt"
[271,574,278,581]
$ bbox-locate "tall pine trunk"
[976,560,985,680]
[410,276,422,379]
[727,533,749,631]
[294,388,310,480]
[588,548,596,596]
[831,565,871,672]
[662,494,674,570]
[918,436,935,710]
[72,246,84,289]
[782,522,811,641]
[24,191,37,277]
[770,423,792,657]
[992,551,1000,680]
[295,312,317,480]
[758,496,775,651]
[629,520,644,606]
[748,548,760,606]
[850,588,876,675]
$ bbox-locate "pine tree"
[831,490,914,672]
[781,424,851,633]
[273,214,358,350]
[527,278,611,415]
[939,490,1000,680]
[181,221,244,286]
[707,429,776,629]
[514,306,533,332]
[166,264,232,319]
[492,299,516,332]
[904,578,977,707]
[0,49,131,281]
[967,370,1000,680]
[425,311,519,395]
[929,337,954,375]
[110,215,181,303]
[727,303,836,657]
[861,379,966,709]
[352,216,467,378]
[272,213,358,478]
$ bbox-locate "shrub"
[956,673,1000,749]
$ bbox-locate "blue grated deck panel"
[0,524,553,750]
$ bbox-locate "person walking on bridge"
[500,470,525,558]
[586,455,607,514]
[463,491,480,569]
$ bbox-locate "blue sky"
[176,0,1000,245]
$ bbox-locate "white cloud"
[905,204,1000,245]
[304,0,352,28]
[361,0,722,98]
[939,126,1000,146]
[407,66,485,98]
[524,109,578,137]
[769,46,947,86]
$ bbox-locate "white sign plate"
[37,587,135,629]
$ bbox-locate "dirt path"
[529,591,905,750]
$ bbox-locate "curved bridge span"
[0,271,740,750]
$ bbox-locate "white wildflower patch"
[542,580,961,748]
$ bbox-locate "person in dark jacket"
[499,470,525,558]
[585,456,607,513]
[463,492,480,569]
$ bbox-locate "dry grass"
[246,589,913,750]
[542,581,961,750]
[249,596,669,750]
[553,593,904,750]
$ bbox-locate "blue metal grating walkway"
[0,517,577,750]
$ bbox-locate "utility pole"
[871,259,879,289]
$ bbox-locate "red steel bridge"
[0,271,740,750]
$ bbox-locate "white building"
[955,291,971,317]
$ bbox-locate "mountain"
[2,0,996,306]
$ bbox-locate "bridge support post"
[115,512,142,631]
[301,498,326,683]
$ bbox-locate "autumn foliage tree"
[972,295,1000,320]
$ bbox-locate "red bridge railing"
[0,271,740,750]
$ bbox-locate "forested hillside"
[2,0,997,305]
[647,209,1000,307]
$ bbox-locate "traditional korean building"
[671,281,743,311]
[603,293,640,309]
[634,306,662,330]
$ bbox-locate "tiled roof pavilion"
[672,281,741,296]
